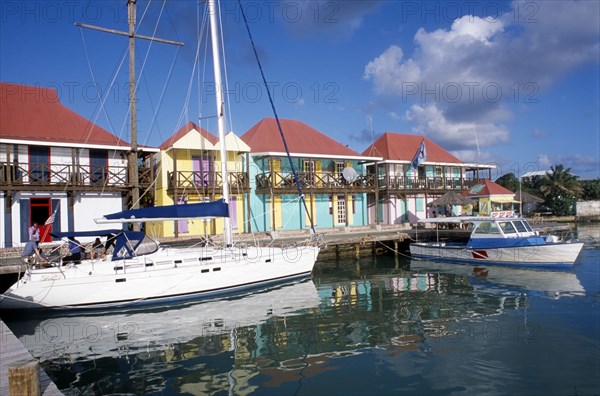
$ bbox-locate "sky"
[1,0,599,179]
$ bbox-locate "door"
[30,198,52,242]
[337,196,346,225]
[90,149,108,185]
[29,146,50,183]
[177,197,189,234]
[193,155,213,187]
[229,196,238,230]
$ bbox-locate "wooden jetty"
[1,319,63,395]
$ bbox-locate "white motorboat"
[409,214,583,268]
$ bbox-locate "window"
[303,160,315,173]
[499,221,517,234]
[473,222,501,235]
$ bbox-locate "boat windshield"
[513,220,528,233]
[499,221,518,234]
[472,221,501,235]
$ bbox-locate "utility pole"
[76,1,183,225]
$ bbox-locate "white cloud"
[405,104,509,150]
[363,0,600,151]
[537,154,552,169]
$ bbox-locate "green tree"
[495,173,519,192]
[539,164,583,215]
[581,179,600,200]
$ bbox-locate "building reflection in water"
[5,258,585,395]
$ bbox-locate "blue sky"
[1,0,599,179]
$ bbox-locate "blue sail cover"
[103,200,229,221]
[51,230,123,238]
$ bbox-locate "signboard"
[490,211,515,218]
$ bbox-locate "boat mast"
[75,0,183,225]
[127,0,139,223]
[208,0,232,246]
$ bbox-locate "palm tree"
[540,164,583,215]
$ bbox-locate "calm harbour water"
[3,225,599,396]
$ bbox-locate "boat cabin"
[469,218,536,239]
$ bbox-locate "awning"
[489,196,520,203]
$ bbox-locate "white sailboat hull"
[409,241,583,268]
[0,245,319,310]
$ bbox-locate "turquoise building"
[241,118,381,232]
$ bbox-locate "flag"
[44,208,57,226]
[410,139,427,171]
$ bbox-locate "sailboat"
[0,0,320,310]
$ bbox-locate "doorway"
[30,198,52,242]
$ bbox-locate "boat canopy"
[95,200,229,224]
[51,230,123,238]
[415,216,524,224]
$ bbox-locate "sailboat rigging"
[0,0,320,311]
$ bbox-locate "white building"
[0,83,158,247]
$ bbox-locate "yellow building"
[147,122,250,238]
[464,179,519,216]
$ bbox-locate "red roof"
[361,132,462,164]
[159,121,218,149]
[464,179,515,197]
[241,118,361,157]
[0,83,129,147]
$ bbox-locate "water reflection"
[410,259,585,299]
[3,255,592,395]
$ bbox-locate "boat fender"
[545,235,559,243]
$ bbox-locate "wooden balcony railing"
[167,171,249,195]
[255,171,377,193]
[255,172,481,194]
[0,162,152,191]
[378,175,479,192]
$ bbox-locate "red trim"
[472,250,488,259]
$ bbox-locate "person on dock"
[21,240,48,265]
[28,221,40,243]
[63,237,83,264]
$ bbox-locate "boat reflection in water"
[4,257,589,394]
[410,259,585,299]
[6,279,320,393]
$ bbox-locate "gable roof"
[159,121,218,150]
[362,132,463,164]
[241,118,363,158]
[464,179,515,197]
[0,83,130,148]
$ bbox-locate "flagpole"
[40,204,59,243]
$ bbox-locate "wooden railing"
[379,175,479,192]
[255,171,376,193]
[255,172,480,194]
[0,162,152,191]
[167,171,249,195]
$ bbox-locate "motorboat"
[409,213,583,268]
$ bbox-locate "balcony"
[255,171,377,194]
[166,171,249,196]
[378,175,480,193]
[0,162,153,192]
